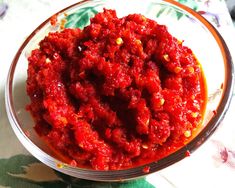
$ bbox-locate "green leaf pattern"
[65,6,98,29]
[0,155,155,188]
[0,155,67,188]
[153,0,198,19]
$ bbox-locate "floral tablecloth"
[0,0,235,187]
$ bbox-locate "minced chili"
[26,9,207,170]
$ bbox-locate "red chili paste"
[26,9,207,170]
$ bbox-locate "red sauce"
[142,166,150,173]
[26,9,207,170]
[50,13,58,26]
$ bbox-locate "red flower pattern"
[212,140,235,169]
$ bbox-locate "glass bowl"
[5,0,234,181]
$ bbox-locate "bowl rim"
[5,0,234,182]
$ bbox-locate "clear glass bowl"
[5,0,234,181]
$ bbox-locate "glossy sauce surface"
[26,9,207,170]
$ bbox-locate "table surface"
[0,0,235,187]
